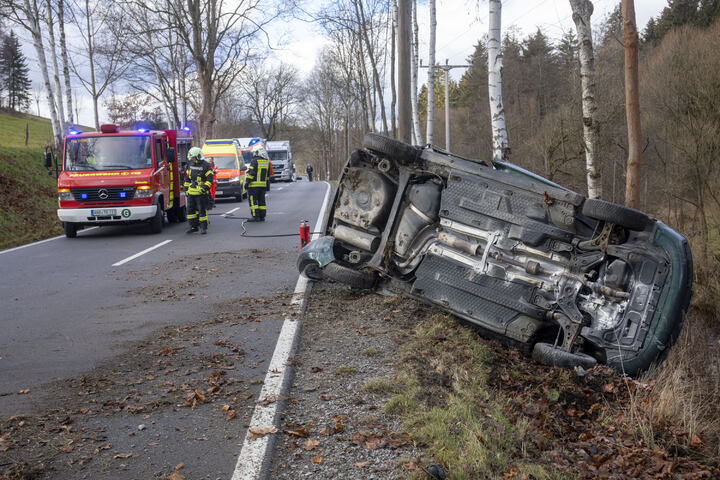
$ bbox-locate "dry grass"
[643,265,720,456]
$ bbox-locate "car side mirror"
[166,147,176,163]
[44,151,52,168]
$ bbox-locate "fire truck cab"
[54,124,192,238]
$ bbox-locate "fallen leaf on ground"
[303,438,320,451]
[222,404,231,411]
[311,456,322,463]
[17,389,29,394]
[283,427,310,438]
[225,409,237,420]
[167,472,185,480]
[114,453,133,459]
[355,461,371,467]
[249,426,278,438]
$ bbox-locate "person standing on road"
[184,147,214,234]
[306,163,313,182]
[244,144,270,222]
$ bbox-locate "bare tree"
[2,0,62,147]
[240,62,300,141]
[410,0,421,144]
[68,0,128,130]
[488,0,507,161]
[57,0,73,124]
[45,0,65,133]
[426,0,436,145]
[570,0,601,199]
[168,0,277,142]
[622,0,642,208]
[390,0,396,137]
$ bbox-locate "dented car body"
[298,134,693,375]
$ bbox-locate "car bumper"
[297,236,336,279]
[58,205,158,224]
[215,182,243,197]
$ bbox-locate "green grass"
[386,315,555,479]
[363,377,398,395]
[0,110,95,249]
[361,347,382,357]
[335,365,358,375]
[0,109,56,148]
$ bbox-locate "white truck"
[266,140,295,182]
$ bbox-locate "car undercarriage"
[298,134,693,375]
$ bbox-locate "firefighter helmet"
[252,144,268,160]
[188,147,204,162]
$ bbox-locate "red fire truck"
[50,124,193,238]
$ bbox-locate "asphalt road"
[0,180,330,478]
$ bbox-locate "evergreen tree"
[1,32,31,111]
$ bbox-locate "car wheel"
[64,222,78,238]
[581,198,652,231]
[322,262,376,289]
[532,342,597,370]
[363,133,421,165]
[150,204,163,234]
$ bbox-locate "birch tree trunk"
[570,0,601,198]
[390,0,397,138]
[426,0,436,145]
[58,0,73,125]
[488,0,508,162]
[410,0,422,144]
[45,0,65,134]
[22,0,62,147]
[622,0,642,208]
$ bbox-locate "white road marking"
[111,239,172,267]
[224,207,240,216]
[230,181,331,480]
[0,227,99,255]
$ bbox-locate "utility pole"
[420,59,470,151]
[397,0,412,143]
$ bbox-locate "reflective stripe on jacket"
[184,160,214,196]
[246,157,269,188]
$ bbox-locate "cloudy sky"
[15,0,669,127]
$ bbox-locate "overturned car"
[298,134,693,375]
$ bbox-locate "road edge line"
[0,227,99,256]
[230,182,331,480]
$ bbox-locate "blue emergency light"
[119,192,127,198]
[69,128,81,135]
[81,193,88,199]
[138,128,149,133]
[248,138,260,146]
[182,126,191,132]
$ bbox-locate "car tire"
[150,204,163,234]
[177,205,187,222]
[581,198,652,231]
[532,342,597,370]
[64,222,78,238]
[322,262,376,289]
[363,133,420,165]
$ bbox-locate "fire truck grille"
[72,187,136,202]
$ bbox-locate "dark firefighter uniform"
[245,145,270,222]
[184,147,214,234]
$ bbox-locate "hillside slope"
[0,110,63,249]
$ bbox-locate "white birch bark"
[410,0,422,144]
[570,0,602,199]
[58,0,73,124]
[45,0,65,134]
[488,0,508,161]
[22,0,62,147]
[426,0,436,145]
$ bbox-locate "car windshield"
[207,156,237,169]
[269,151,287,162]
[241,150,253,163]
[65,136,153,171]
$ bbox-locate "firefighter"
[244,144,270,222]
[184,147,214,234]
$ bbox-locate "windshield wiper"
[102,164,135,170]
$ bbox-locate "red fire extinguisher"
[299,219,310,248]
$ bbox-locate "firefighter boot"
[186,226,199,234]
[200,226,207,234]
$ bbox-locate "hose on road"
[212,212,322,238]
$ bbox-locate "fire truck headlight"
[135,186,154,198]
[58,188,73,201]
[227,176,242,183]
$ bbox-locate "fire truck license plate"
[215,190,223,195]
[91,209,117,216]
